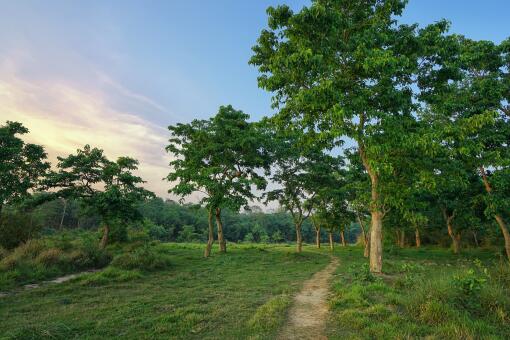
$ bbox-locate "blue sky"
[0,0,508,198]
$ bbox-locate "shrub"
[0,212,41,249]
[111,245,170,271]
[348,263,378,284]
[35,248,65,265]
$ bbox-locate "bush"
[35,248,65,266]
[74,267,143,286]
[111,245,170,271]
[0,246,8,260]
[0,212,41,249]
[348,263,378,284]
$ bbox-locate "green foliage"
[348,263,378,284]
[47,145,154,247]
[0,121,50,212]
[0,211,41,249]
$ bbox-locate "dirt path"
[278,256,339,340]
[0,269,100,298]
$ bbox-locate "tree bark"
[480,166,510,262]
[215,208,226,253]
[447,220,460,254]
[472,231,479,248]
[329,232,334,251]
[340,229,346,246]
[358,214,370,258]
[296,222,303,253]
[315,226,321,248]
[415,228,421,248]
[359,142,383,273]
[100,224,109,249]
[399,229,405,248]
[59,198,67,230]
[204,208,214,257]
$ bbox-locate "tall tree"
[167,105,270,256]
[251,0,432,272]
[0,121,50,213]
[419,34,510,261]
[48,145,153,248]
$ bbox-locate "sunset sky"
[1,0,509,199]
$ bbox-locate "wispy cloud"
[0,54,173,198]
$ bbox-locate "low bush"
[111,245,170,271]
[35,248,65,266]
[73,267,143,286]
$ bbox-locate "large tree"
[48,145,153,248]
[251,0,434,272]
[0,121,50,213]
[167,105,270,257]
[419,34,510,261]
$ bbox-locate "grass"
[0,243,329,339]
[2,240,509,339]
[327,246,510,339]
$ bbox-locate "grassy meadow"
[1,240,509,339]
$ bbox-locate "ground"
[1,243,509,339]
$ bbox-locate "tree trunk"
[315,226,321,248]
[59,198,67,230]
[364,233,370,258]
[296,222,303,253]
[415,228,421,248]
[340,230,346,246]
[358,214,370,258]
[204,208,214,257]
[370,210,383,273]
[329,232,334,251]
[495,215,510,262]
[480,166,510,262]
[447,221,460,254]
[215,208,226,253]
[399,229,405,248]
[472,231,479,247]
[100,224,109,249]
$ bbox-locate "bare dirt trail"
[278,256,339,340]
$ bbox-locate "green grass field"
[1,243,509,339]
[0,243,328,339]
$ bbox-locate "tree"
[167,105,270,256]
[265,127,341,252]
[419,34,510,260]
[251,0,433,272]
[48,145,153,248]
[0,121,50,213]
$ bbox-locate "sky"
[1,0,509,200]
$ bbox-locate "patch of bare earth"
[278,256,339,340]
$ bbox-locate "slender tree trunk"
[59,198,67,230]
[204,208,214,257]
[399,229,405,248]
[215,208,226,253]
[296,222,303,253]
[472,231,479,248]
[480,166,510,262]
[358,214,370,258]
[329,232,334,251]
[340,229,346,246]
[364,233,370,258]
[447,221,460,254]
[100,224,109,249]
[315,226,321,248]
[359,137,383,273]
[415,228,421,248]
